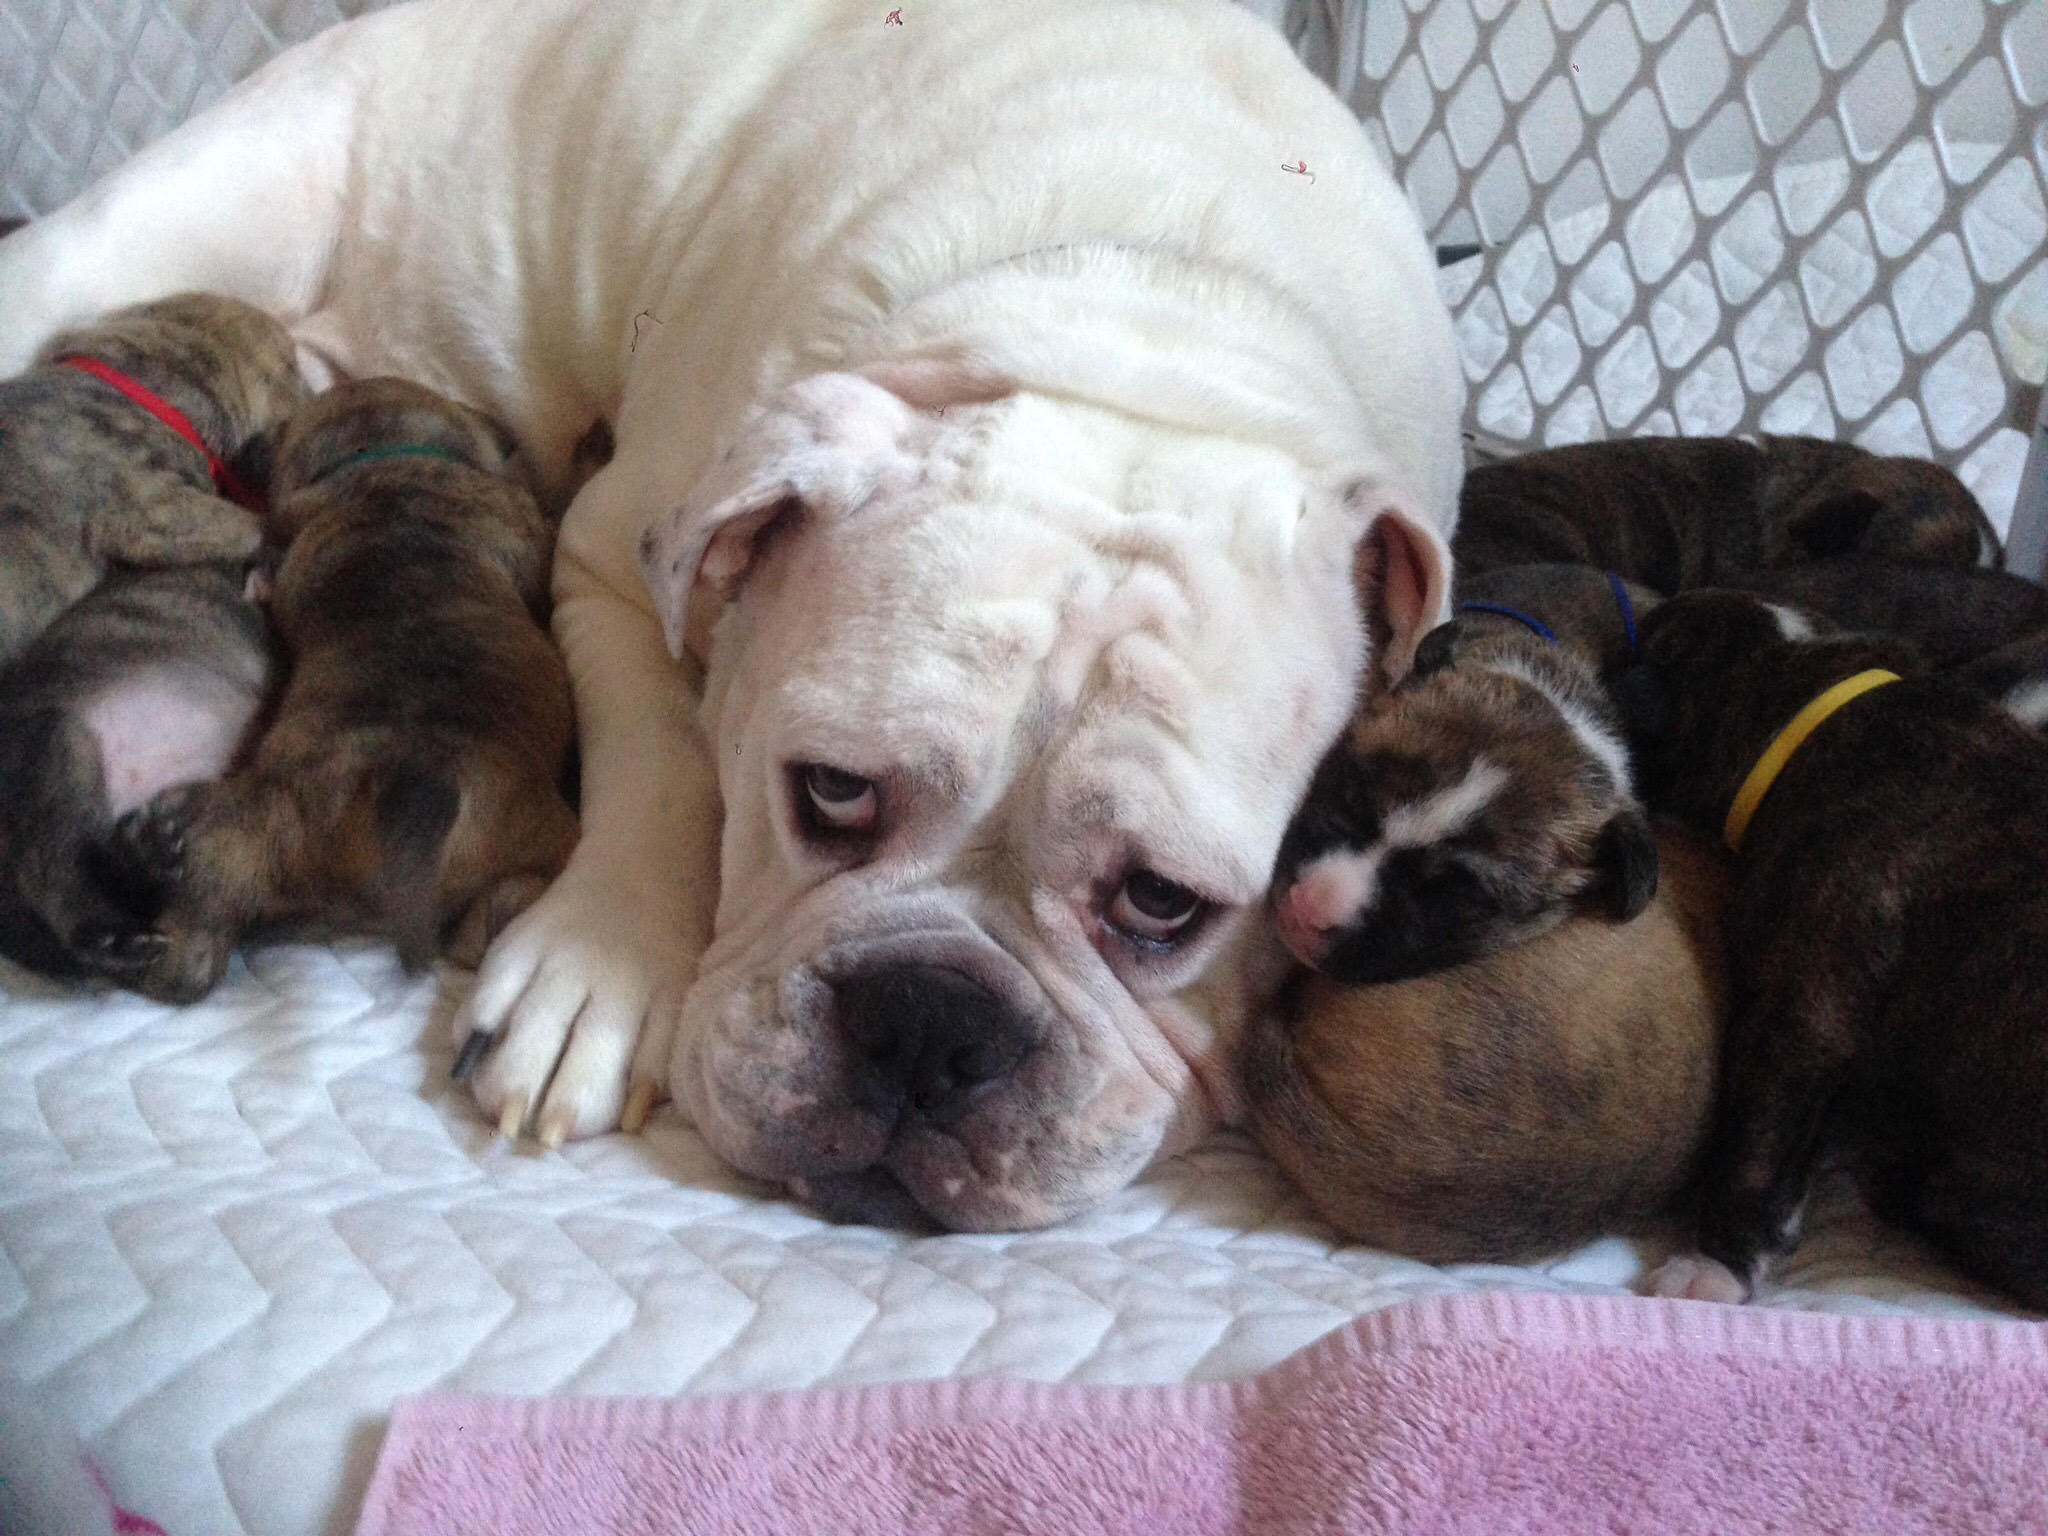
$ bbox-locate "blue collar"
[1607,571,1640,660]
[1459,601,1558,647]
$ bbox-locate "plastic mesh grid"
[4,0,2045,531]
[1269,0,2048,535]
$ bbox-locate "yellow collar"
[1722,670,1902,852]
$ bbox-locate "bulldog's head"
[640,369,1449,1230]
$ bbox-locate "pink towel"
[356,1291,2048,1535]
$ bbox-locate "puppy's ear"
[638,372,929,659]
[1347,480,1453,691]
[1782,482,1883,561]
[1407,619,1465,683]
[1591,804,1659,920]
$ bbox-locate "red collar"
[57,355,265,512]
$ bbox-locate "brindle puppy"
[112,378,578,1004]
[0,565,275,984]
[0,293,305,666]
[1455,562,1664,680]
[1722,558,2048,670]
[1456,436,1998,594]
[1248,826,1728,1262]
[1620,590,2048,1310]
[1271,606,1658,985]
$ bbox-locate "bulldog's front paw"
[450,849,692,1148]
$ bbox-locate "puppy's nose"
[1272,882,1331,968]
[835,964,1029,1126]
[1272,853,1374,969]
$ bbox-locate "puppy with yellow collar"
[1620,589,2048,1310]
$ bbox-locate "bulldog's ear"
[856,356,1015,413]
[638,372,928,658]
[1591,803,1659,921]
[1347,481,1453,692]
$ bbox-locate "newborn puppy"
[1271,606,1658,985]
[1723,558,2048,670]
[1248,826,1728,1262]
[1456,562,1663,679]
[1456,436,1998,593]
[114,378,578,1004]
[0,293,305,666]
[1621,590,2048,1310]
[0,565,275,983]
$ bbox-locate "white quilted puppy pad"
[0,944,2022,1536]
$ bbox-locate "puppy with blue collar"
[1620,589,2048,1310]
[1272,564,1660,982]
[1455,562,1662,680]
[1251,562,1729,1261]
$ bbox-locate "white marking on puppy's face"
[1764,603,1816,642]
[1273,757,1506,964]
[1382,756,1509,848]
[665,385,1386,1231]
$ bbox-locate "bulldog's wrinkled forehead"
[714,392,1367,896]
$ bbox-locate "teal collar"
[316,442,464,482]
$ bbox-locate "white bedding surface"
[0,940,2022,1536]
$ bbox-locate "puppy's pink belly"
[82,669,262,816]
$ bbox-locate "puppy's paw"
[1645,1253,1752,1305]
[111,786,204,887]
[451,850,694,1148]
[78,925,168,975]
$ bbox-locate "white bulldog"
[0,0,1463,1229]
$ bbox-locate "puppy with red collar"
[0,293,305,666]
[1620,589,2048,1310]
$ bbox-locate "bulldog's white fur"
[0,0,1462,1227]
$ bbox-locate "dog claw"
[537,1108,571,1150]
[450,1029,494,1082]
[621,1079,657,1134]
[111,801,191,881]
[82,927,169,969]
[496,1092,528,1142]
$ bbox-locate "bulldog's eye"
[1107,868,1207,947]
[795,763,878,837]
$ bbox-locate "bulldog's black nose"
[834,964,1029,1126]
